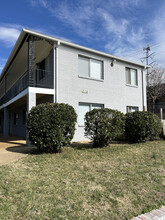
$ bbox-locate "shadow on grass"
[0,133,138,155]
[70,142,93,150]
[70,139,136,150]
[6,146,36,154]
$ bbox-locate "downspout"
[55,41,60,103]
[53,43,56,103]
[141,68,146,111]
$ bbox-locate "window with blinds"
[78,56,103,80]
[126,67,138,86]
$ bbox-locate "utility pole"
[143,45,150,86]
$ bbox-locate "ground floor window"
[78,102,104,126]
[127,106,139,113]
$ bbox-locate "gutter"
[0,28,150,84]
[54,41,60,103]
[23,28,150,69]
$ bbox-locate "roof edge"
[0,29,26,81]
[0,28,149,82]
[23,28,149,69]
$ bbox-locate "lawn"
[0,141,165,220]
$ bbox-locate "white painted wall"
[57,44,146,141]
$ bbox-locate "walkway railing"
[35,69,53,89]
[0,69,53,106]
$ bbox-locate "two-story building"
[0,29,148,143]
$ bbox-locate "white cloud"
[28,0,165,67]
[29,0,48,8]
[29,0,98,40]
[0,24,22,47]
[97,8,129,38]
[47,2,96,40]
[30,0,146,50]
[143,4,165,67]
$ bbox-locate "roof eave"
[0,29,27,81]
[23,28,149,69]
[0,28,149,82]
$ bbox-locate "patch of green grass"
[0,141,165,219]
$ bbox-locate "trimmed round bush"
[84,108,125,147]
[27,103,77,152]
[125,111,162,143]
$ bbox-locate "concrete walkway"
[0,134,35,165]
[132,206,165,220]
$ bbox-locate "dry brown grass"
[0,140,165,219]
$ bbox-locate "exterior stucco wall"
[57,45,146,141]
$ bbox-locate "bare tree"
[147,64,165,113]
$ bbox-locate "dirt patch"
[0,134,35,165]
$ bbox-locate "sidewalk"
[0,134,35,165]
[132,206,165,220]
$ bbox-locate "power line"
[155,50,165,55]
[126,50,144,58]
[150,41,165,49]
[126,40,165,58]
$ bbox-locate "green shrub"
[84,108,125,147]
[27,103,77,152]
[125,111,162,142]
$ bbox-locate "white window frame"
[126,67,138,86]
[78,102,104,126]
[126,106,139,113]
[78,55,104,80]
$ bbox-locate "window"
[126,67,138,86]
[78,56,103,80]
[127,106,139,113]
[14,113,18,125]
[78,103,104,125]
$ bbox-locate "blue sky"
[1,0,165,73]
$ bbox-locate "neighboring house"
[0,29,148,143]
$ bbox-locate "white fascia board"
[23,28,150,69]
[0,87,54,110]
[28,87,55,95]
[0,88,28,109]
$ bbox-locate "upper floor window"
[126,67,138,86]
[78,56,103,80]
